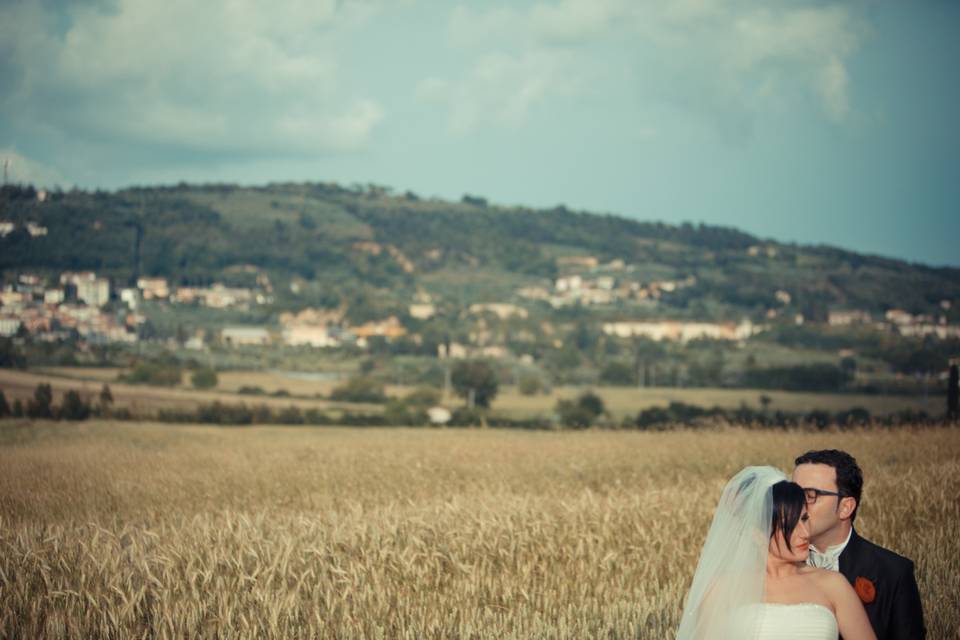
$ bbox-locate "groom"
[793,449,926,640]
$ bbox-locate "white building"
[43,288,65,304]
[555,275,582,292]
[828,310,872,326]
[0,316,22,337]
[221,327,271,346]
[120,288,140,309]
[137,277,170,300]
[283,325,340,347]
[26,222,47,236]
[437,342,469,359]
[409,303,436,320]
[885,309,914,325]
[468,303,528,319]
[602,319,759,343]
[76,277,110,307]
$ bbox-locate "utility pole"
[948,358,959,422]
[2,158,8,185]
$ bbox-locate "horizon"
[2,1,958,267]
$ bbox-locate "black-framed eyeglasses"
[802,487,844,504]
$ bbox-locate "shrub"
[121,362,182,387]
[403,386,440,408]
[191,368,218,390]
[99,384,114,412]
[275,405,305,425]
[59,390,91,421]
[330,377,387,403]
[599,361,637,386]
[26,384,54,419]
[0,390,10,418]
[451,361,498,408]
[556,391,606,429]
[237,386,266,396]
[742,364,853,392]
[518,375,543,396]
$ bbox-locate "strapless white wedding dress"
[727,602,838,639]
[755,603,838,639]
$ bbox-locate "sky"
[1,0,958,267]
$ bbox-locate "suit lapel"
[839,528,863,584]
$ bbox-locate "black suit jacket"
[839,529,926,640]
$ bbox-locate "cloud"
[432,1,863,135]
[817,56,851,121]
[1,0,385,156]
[418,50,579,133]
[528,0,626,44]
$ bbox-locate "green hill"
[2,181,957,323]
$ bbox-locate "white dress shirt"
[807,528,853,572]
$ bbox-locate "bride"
[676,466,876,640]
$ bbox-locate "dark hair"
[771,481,806,552]
[795,449,863,521]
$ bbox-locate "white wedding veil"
[676,466,786,640]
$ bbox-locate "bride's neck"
[766,555,803,579]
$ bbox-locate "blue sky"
[2,0,958,267]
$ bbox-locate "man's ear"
[838,496,857,520]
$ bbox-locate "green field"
[4,367,943,423]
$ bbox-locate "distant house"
[0,316,22,337]
[437,342,469,359]
[221,327,271,346]
[602,320,758,343]
[203,284,253,309]
[283,325,341,348]
[184,334,206,350]
[556,256,598,269]
[137,277,170,300]
[278,308,343,327]
[120,288,139,309]
[25,222,47,237]
[43,288,65,305]
[828,310,872,326]
[0,290,26,309]
[0,222,14,237]
[350,316,407,340]
[409,303,436,320]
[468,303,528,319]
[555,275,582,292]
[76,277,110,307]
[885,309,914,326]
[747,245,777,258]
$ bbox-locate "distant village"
[2,251,957,358]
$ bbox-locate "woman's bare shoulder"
[804,568,855,595]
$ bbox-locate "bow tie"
[808,546,842,570]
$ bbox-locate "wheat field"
[1,421,957,639]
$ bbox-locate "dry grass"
[1,421,957,639]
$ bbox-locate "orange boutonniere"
[854,577,876,604]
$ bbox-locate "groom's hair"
[795,449,863,521]
[771,481,806,552]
